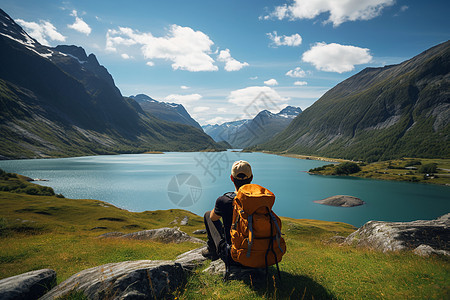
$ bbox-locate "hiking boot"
[201,247,219,261]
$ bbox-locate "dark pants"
[203,211,225,256]
[204,211,242,267]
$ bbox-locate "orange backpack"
[230,184,286,269]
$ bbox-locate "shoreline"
[255,151,450,187]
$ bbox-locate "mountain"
[202,119,250,145]
[129,94,202,130]
[202,106,302,148]
[255,41,450,161]
[0,9,221,159]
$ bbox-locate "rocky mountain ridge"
[256,41,450,161]
[129,94,202,130]
[203,105,302,148]
[0,9,221,159]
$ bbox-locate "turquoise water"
[0,151,449,227]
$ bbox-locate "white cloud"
[68,10,91,35]
[264,79,279,86]
[294,81,308,86]
[217,49,249,71]
[41,21,66,42]
[106,25,218,72]
[193,106,210,113]
[146,61,155,67]
[302,42,372,73]
[15,19,66,46]
[206,116,230,125]
[217,107,228,113]
[180,85,190,90]
[121,53,131,59]
[249,76,258,80]
[267,31,302,47]
[395,5,409,16]
[164,93,202,106]
[227,86,289,109]
[285,67,306,78]
[265,0,395,26]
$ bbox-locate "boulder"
[180,216,189,226]
[203,259,226,275]
[314,195,364,207]
[99,227,205,244]
[174,246,208,270]
[193,229,207,234]
[0,269,56,300]
[203,260,266,281]
[344,214,450,253]
[41,261,185,300]
[413,244,450,257]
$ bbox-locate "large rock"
[174,246,208,270]
[203,260,266,282]
[344,214,450,253]
[41,261,185,300]
[413,244,450,257]
[314,195,364,207]
[99,227,205,244]
[0,269,56,300]
[180,216,189,226]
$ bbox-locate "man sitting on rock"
[202,160,253,262]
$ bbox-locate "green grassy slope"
[0,78,222,159]
[308,158,450,185]
[0,172,448,299]
[255,41,450,162]
[0,18,223,159]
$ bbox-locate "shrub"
[410,176,419,182]
[335,162,361,175]
[17,185,55,196]
[0,217,7,236]
[309,164,334,172]
[404,160,422,167]
[418,163,437,174]
[22,186,39,195]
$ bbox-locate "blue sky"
[2,0,449,125]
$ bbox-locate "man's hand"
[210,209,221,221]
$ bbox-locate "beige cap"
[231,160,252,180]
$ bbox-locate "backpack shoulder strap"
[223,192,236,199]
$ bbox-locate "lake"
[0,151,449,227]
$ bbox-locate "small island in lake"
[314,195,364,207]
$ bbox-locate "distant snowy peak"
[130,94,181,108]
[277,106,302,118]
[258,110,275,117]
[0,10,94,64]
[130,94,158,103]
[202,105,302,147]
[205,119,250,128]
[0,9,54,59]
[0,9,37,47]
[254,106,302,120]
